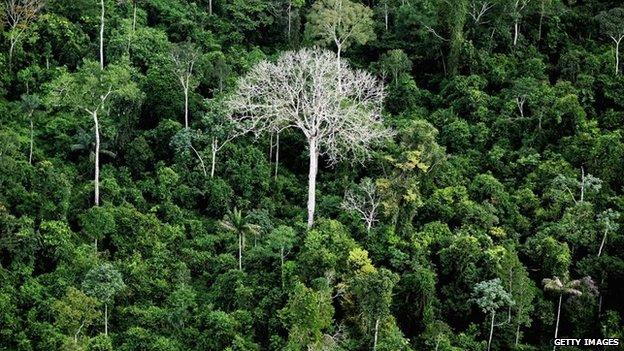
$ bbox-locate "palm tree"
[542,276,597,351]
[219,207,260,271]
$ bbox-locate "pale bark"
[211,139,217,178]
[4,0,44,69]
[274,132,279,180]
[183,87,189,129]
[100,0,105,70]
[611,36,622,75]
[238,233,243,271]
[287,0,292,39]
[487,311,495,351]
[28,116,33,165]
[208,0,212,15]
[515,323,521,346]
[104,303,108,336]
[93,111,100,207]
[189,143,207,177]
[307,138,318,228]
[597,228,608,257]
[74,321,84,343]
[373,318,380,351]
[513,20,519,46]
[553,294,562,351]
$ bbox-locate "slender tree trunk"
[210,138,217,178]
[515,323,521,346]
[29,118,34,165]
[100,0,105,70]
[184,87,189,130]
[238,233,242,271]
[209,0,212,15]
[189,143,207,177]
[74,321,84,343]
[93,112,100,207]
[373,318,380,351]
[615,39,621,75]
[269,133,273,161]
[487,311,495,351]
[513,20,519,46]
[8,40,16,71]
[598,228,608,257]
[280,245,285,288]
[287,0,292,40]
[274,132,279,180]
[307,138,318,228]
[104,303,108,336]
[553,294,562,351]
[384,3,388,31]
[132,3,137,31]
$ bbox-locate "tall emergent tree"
[171,41,201,130]
[220,207,260,271]
[82,263,126,336]
[305,0,375,65]
[46,60,142,208]
[597,8,624,75]
[228,48,389,228]
[542,276,597,351]
[471,278,514,351]
[2,0,44,69]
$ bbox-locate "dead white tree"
[3,0,44,69]
[597,209,620,257]
[341,178,380,232]
[228,48,390,228]
[469,0,493,25]
[171,42,201,130]
[597,8,624,75]
[509,0,532,47]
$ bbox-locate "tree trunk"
[598,228,608,257]
[287,0,292,40]
[513,20,519,46]
[8,39,16,71]
[307,138,318,228]
[553,294,562,351]
[104,303,108,336]
[487,311,495,351]
[211,138,217,178]
[74,321,84,343]
[615,39,621,75]
[274,132,279,180]
[384,3,388,31]
[515,323,521,346]
[238,233,243,271]
[93,112,100,207]
[132,3,137,31]
[373,318,380,351]
[184,87,189,130]
[538,1,545,42]
[209,0,212,15]
[189,143,207,177]
[280,245,285,288]
[29,118,34,165]
[100,0,105,70]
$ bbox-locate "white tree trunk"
[384,3,388,31]
[209,0,212,15]
[553,294,562,351]
[307,138,318,228]
[189,144,207,177]
[104,303,108,336]
[274,132,279,180]
[615,39,621,75]
[598,228,608,257]
[184,87,189,130]
[513,20,519,46]
[515,323,521,346]
[29,118,34,165]
[487,311,495,351]
[238,233,243,271]
[373,318,380,351]
[287,0,292,40]
[211,138,217,178]
[100,0,105,70]
[93,112,100,207]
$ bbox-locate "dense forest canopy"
[1,0,623,350]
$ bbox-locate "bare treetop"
[228,47,388,165]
